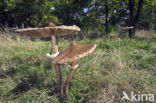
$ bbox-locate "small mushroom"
[122,26,134,30]
[53,42,97,94]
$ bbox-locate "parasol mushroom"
[53,42,97,94]
[17,25,80,38]
[17,23,80,94]
[122,26,134,30]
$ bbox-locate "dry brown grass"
[135,30,156,40]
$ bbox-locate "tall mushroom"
[17,23,80,94]
[53,42,97,94]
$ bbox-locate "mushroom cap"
[16,25,80,38]
[122,26,134,30]
[53,42,97,64]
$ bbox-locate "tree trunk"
[128,0,135,38]
[128,0,143,38]
[105,2,108,35]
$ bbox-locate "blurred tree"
[52,0,92,26]
[80,0,128,34]
[105,0,108,35]
[138,0,156,30]
[128,0,144,38]
[0,0,59,27]
[0,0,155,37]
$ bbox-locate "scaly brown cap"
[16,25,80,38]
[53,42,97,64]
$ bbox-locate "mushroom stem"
[64,61,77,94]
[52,36,59,53]
[52,36,62,94]
[54,64,62,94]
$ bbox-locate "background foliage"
[0,0,155,36]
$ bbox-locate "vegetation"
[0,0,156,102]
[0,31,155,102]
[0,0,156,37]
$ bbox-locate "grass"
[0,32,156,103]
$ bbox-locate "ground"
[0,33,156,103]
